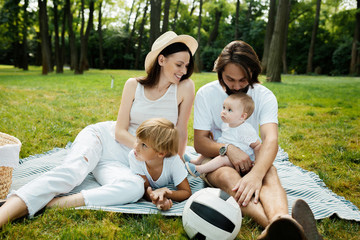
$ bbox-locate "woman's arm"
[176,79,195,159]
[115,78,138,148]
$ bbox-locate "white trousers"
[10,122,145,217]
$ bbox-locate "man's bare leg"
[0,196,28,228]
[206,167,269,227]
[260,166,289,222]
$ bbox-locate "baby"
[185,92,261,177]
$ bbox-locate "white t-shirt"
[128,150,188,189]
[218,122,259,161]
[194,81,278,141]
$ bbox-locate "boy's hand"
[147,187,173,210]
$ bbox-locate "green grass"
[0,65,359,239]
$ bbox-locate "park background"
[0,0,359,239]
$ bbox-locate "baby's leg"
[196,155,233,174]
[190,154,206,165]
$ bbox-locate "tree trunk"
[235,0,240,40]
[306,0,321,74]
[162,0,171,33]
[79,0,94,73]
[172,0,181,31]
[190,0,196,16]
[38,0,52,75]
[350,0,360,75]
[194,0,202,73]
[98,0,104,70]
[130,3,140,42]
[150,0,161,47]
[282,0,291,74]
[266,0,290,82]
[53,0,62,73]
[135,0,149,69]
[126,0,135,33]
[60,4,66,69]
[21,0,29,70]
[66,0,79,73]
[261,0,276,73]
[208,9,222,46]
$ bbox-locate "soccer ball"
[182,188,242,240]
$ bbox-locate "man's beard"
[225,84,249,95]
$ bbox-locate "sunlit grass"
[0,65,359,239]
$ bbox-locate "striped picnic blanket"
[9,144,360,221]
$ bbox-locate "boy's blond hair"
[228,92,255,119]
[136,118,179,157]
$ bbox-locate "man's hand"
[227,144,253,173]
[232,171,262,207]
[147,187,173,210]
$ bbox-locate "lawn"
[0,65,359,239]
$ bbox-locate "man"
[193,41,322,240]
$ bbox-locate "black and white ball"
[182,188,242,240]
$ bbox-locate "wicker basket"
[0,132,21,199]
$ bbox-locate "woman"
[0,31,198,227]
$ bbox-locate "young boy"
[129,118,192,210]
[185,92,261,177]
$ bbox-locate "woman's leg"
[0,196,28,228]
[82,161,145,206]
[3,124,103,219]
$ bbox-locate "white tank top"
[128,82,178,136]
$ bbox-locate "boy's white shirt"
[128,149,188,189]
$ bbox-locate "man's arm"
[194,129,222,158]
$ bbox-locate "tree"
[207,1,224,46]
[306,0,321,74]
[98,0,104,70]
[266,0,290,82]
[195,0,203,72]
[261,0,276,73]
[350,0,360,75]
[66,0,79,73]
[162,0,170,33]
[78,0,94,74]
[235,0,240,40]
[172,0,181,31]
[53,0,62,73]
[135,0,149,69]
[149,0,161,46]
[38,0,52,75]
[282,0,291,74]
[21,0,29,70]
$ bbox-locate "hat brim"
[144,35,198,73]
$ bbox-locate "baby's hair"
[136,118,179,157]
[228,92,255,119]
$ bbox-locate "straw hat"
[144,31,198,73]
